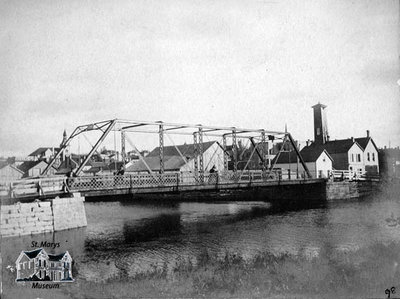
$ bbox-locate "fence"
[330,169,380,180]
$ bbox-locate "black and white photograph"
[0,0,399,298]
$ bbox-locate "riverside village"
[1,103,399,298]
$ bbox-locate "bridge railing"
[1,169,309,199]
[331,169,368,180]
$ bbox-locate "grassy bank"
[61,241,400,298]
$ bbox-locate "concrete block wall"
[0,201,54,237]
[1,194,87,238]
[326,181,378,200]
[52,194,87,231]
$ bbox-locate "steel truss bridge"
[1,119,324,200]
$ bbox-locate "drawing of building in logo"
[15,248,74,282]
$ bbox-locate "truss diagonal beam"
[75,120,117,175]
[287,133,312,178]
[41,126,81,175]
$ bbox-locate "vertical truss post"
[159,124,164,174]
[198,127,204,183]
[261,130,266,179]
[232,128,237,175]
[193,132,199,182]
[222,135,228,171]
[121,131,126,163]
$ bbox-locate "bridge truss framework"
[42,119,312,179]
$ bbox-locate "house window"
[357,154,361,162]
[44,260,46,267]
[351,154,354,162]
[317,128,321,135]
[372,153,375,161]
[38,260,41,267]
[367,153,370,161]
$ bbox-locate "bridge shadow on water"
[84,190,327,251]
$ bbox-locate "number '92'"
[385,287,396,298]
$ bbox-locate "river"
[2,185,400,298]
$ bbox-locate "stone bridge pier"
[1,193,87,238]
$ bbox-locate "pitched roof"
[48,252,67,262]
[0,161,9,169]
[354,137,378,151]
[23,248,44,259]
[18,160,43,173]
[310,138,364,154]
[272,145,333,164]
[127,141,216,172]
[29,147,60,157]
[300,146,333,162]
[146,141,216,158]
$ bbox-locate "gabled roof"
[312,139,363,154]
[18,160,43,173]
[300,146,333,162]
[272,146,333,164]
[127,141,216,172]
[146,141,216,158]
[23,248,45,259]
[0,161,8,169]
[29,147,60,157]
[18,160,56,174]
[48,252,67,262]
[354,137,378,152]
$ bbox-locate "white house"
[355,131,379,175]
[16,248,73,282]
[272,147,333,178]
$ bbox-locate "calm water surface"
[2,190,400,298]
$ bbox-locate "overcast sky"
[0,0,399,156]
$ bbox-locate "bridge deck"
[1,170,326,200]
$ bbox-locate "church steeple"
[61,129,67,147]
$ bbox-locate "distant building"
[308,103,379,175]
[126,141,224,173]
[18,161,57,178]
[312,103,330,145]
[0,161,24,182]
[272,147,333,178]
[355,131,379,175]
[84,161,124,175]
[28,148,60,163]
[56,154,86,175]
[302,138,364,174]
[379,147,400,178]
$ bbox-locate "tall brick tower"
[312,103,329,144]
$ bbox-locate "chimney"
[311,103,328,144]
[366,130,370,138]
[306,140,310,147]
[351,137,354,142]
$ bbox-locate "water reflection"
[2,193,400,297]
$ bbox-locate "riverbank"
[60,241,400,298]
